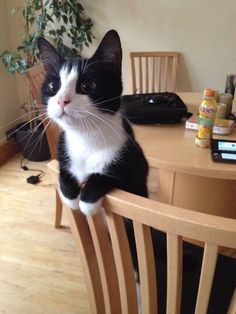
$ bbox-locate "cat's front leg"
[59,169,80,210]
[79,174,115,215]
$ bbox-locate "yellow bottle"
[195,89,217,148]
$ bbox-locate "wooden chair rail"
[48,159,236,314]
[103,189,236,248]
[130,52,179,58]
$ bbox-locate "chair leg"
[55,188,63,228]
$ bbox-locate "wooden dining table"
[133,92,236,219]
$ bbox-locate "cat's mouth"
[60,111,73,120]
[49,109,72,123]
[48,103,83,127]
[55,111,68,120]
[58,110,80,127]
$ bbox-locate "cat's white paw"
[79,198,103,216]
[59,191,80,209]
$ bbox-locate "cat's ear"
[92,30,122,71]
[37,37,65,75]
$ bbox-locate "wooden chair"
[48,159,236,314]
[130,51,179,94]
[25,65,63,228]
[25,64,61,160]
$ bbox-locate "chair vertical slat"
[34,74,40,86]
[195,243,218,314]
[152,57,156,92]
[133,222,157,314]
[163,56,168,91]
[87,213,122,314]
[130,52,179,93]
[66,207,105,314]
[139,57,143,93]
[157,57,161,92]
[171,56,178,91]
[55,188,63,228]
[227,288,236,314]
[27,64,63,228]
[25,65,44,105]
[105,210,138,314]
[145,57,149,93]
[130,55,137,94]
[166,233,183,314]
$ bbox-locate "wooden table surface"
[133,92,236,218]
[134,92,236,180]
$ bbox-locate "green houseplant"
[1,0,94,74]
[1,0,94,161]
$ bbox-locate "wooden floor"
[1,155,235,314]
[0,155,90,314]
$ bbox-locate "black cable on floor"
[20,156,45,184]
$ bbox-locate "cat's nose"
[58,96,71,109]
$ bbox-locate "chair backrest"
[130,51,179,94]
[48,159,236,314]
[25,64,60,159]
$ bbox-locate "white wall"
[0,0,22,146]
[82,0,236,94]
[1,0,236,146]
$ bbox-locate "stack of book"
[185,114,235,135]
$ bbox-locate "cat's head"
[38,30,122,130]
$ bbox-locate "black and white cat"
[37,31,235,314]
[38,30,148,215]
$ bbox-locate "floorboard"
[0,154,90,314]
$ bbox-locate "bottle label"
[199,106,216,118]
[199,117,214,128]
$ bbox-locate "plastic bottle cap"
[204,89,215,97]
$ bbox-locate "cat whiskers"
[0,103,43,108]
[80,116,95,147]
[82,109,123,143]
[74,113,107,148]
[0,108,46,130]
[0,112,48,145]
[25,117,52,162]
[21,115,49,157]
[86,110,139,149]
[85,115,108,148]
[97,107,132,124]
[92,95,121,107]
[92,95,105,105]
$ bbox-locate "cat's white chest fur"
[65,125,125,183]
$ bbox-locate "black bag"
[121,92,191,124]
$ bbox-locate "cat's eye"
[48,80,60,94]
[80,80,96,94]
